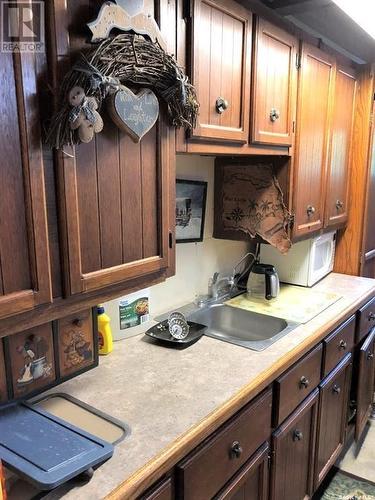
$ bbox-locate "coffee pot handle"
[265,270,279,300]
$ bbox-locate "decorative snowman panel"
[7,324,56,399]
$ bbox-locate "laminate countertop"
[37,273,375,499]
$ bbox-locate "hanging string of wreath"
[46,33,199,149]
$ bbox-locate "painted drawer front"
[57,310,97,379]
[6,324,56,399]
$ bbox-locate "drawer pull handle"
[270,108,280,122]
[332,384,341,395]
[216,97,229,114]
[299,376,310,389]
[368,312,375,321]
[306,205,316,216]
[293,430,303,441]
[230,441,243,459]
[339,340,347,350]
[367,352,374,361]
[335,200,344,210]
[73,318,83,327]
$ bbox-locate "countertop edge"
[105,285,375,500]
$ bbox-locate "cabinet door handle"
[339,340,347,350]
[293,430,303,441]
[306,205,316,216]
[230,441,243,459]
[367,352,374,361]
[73,318,83,327]
[368,312,375,321]
[335,200,344,210]
[216,97,229,114]
[299,376,310,388]
[270,108,280,122]
[332,384,341,395]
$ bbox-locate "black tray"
[145,320,206,348]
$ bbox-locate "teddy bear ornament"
[68,86,103,143]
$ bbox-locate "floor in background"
[320,470,375,499]
[338,420,375,484]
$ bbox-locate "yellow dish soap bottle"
[97,305,113,355]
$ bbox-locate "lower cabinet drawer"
[176,388,273,500]
[323,315,355,376]
[214,442,269,500]
[140,477,173,500]
[357,296,375,342]
[274,344,323,425]
[270,389,319,500]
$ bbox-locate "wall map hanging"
[219,164,292,254]
[46,0,199,149]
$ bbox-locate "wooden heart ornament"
[108,86,159,143]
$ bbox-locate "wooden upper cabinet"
[50,0,174,296]
[325,66,357,228]
[0,52,52,319]
[190,0,252,143]
[251,18,297,146]
[292,43,335,238]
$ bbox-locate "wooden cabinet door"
[361,100,375,278]
[314,354,352,488]
[270,389,319,500]
[0,51,52,319]
[190,0,252,143]
[215,442,269,500]
[292,43,335,238]
[49,1,174,296]
[355,328,375,441]
[140,477,173,500]
[251,18,297,146]
[325,66,357,228]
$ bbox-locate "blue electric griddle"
[0,402,114,490]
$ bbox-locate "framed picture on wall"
[176,179,207,243]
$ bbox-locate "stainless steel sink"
[187,303,299,351]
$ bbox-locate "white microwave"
[259,231,336,287]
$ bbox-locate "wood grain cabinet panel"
[215,442,269,500]
[190,0,252,143]
[314,354,352,488]
[274,343,323,426]
[270,389,319,500]
[176,388,272,500]
[251,18,297,146]
[140,477,173,500]
[0,51,52,319]
[292,43,335,238]
[356,296,375,343]
[355,328,375,442]
[49,0,174,296]
[322,315,355,377]
[325,66,357,228]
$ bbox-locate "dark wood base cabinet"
[314,354,352,488]
[270,390,319,500]
[355,328,375,441]
[215,442,269,500]
[140,299,375,500]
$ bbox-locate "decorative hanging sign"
[108,86,159,143]
[220,164,292,253]
[87,0,167,50]
[45,0,199,149]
